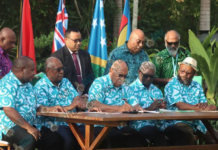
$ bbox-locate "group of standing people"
[0,27,217,150]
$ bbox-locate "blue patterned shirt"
[129,78,163,130]
[164,77,207,134]
[88,74,138,127]
[104,42,149,85]
[34,75,79,130]
[0,71,36,139]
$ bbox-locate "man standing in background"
[0,27,16,79]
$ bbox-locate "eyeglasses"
[179,70,193,76]
[68,38,83,43]
[140,71,155,79]
[131,37,145,45]
[113,68,127,78]
[166,41,179,46]
[49,67,66,72]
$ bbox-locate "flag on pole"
[117,0,131,47]
[88,0,107,77]
[51,0,68,53]
[18,0,37,71]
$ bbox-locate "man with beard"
[129,61,190,146]
[87,60,146,148]
[0,28,16,79]
[152,30,190,93]
[104,29,149,85]
[165,57,217,144]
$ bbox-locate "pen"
[122,98,128,103]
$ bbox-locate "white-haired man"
[129,61,190,146]
[152,30,190,93]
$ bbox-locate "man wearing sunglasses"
[152,30,190,93]
[34,57,88,150]
[104,29,149,85]
[51,27,94,96]
[128,61,190,146]
[87,60,146,148]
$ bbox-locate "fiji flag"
[117,0,131,47]
[88,0,107,77]
[51,0,68,53]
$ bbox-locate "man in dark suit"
[51,27,94,95]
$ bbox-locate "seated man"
[129,61,190,146]
[34,57,87,150]
[87,60,145,148]
[165,57,217,144]
[0,56,62,150]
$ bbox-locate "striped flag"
[18,0,37,71]
[88,0,107,77]
[117,0,131,47]
[51,0,68,53]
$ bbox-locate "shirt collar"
[67,48,78,55]
[135,77,154,91]
[9,71,26,86]
[106,74,123,89]
[0,46,8,56]
[44,75,63,88]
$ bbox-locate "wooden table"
[37,112,218,150]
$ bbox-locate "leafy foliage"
[189,28,218,105]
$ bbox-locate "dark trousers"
[175,122,218,144]
[2,125,62,150]
[94,126,146,148]
[139,125,190,146]
[56,125,85,150]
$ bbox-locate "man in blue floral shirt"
[104,29,149,85]
[88,60,145,148]
[165,57,217,144]
[129,61,189,146]
[0,56,62,150]
[34,57,87,150]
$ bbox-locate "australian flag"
[52,0,68,53]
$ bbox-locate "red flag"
[19,0,37,72]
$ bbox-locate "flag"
[51,0,68,53]
[18,0,37,71]
[117,0,131,47]
[88,0,107,77]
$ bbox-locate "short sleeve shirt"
[0,71,36,140]
[129,78,163,131]
[0,47,12,77]
[88,74,138,127]
[104,42,149,85]
[152,48,190,93]
[34,76,79,130]
[164,77,207,134]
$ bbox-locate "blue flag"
[88,0,107,77]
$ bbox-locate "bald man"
[152,30,190,93]
[87,60,145,148]
[34,57,88,150]
[0,56,62,150]
[104,29,149,85]
[0,27,16,79]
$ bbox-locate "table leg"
[85,125,94,149]
[68,123,85,149]
[201,119,218,143]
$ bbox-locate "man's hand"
[195,103,208,109]
[148,100,162,110]
[70,96,86,110]
[119,103,133,112]
[203,105,217,111]
[88,107,102,112]
[26,126,41,141]
[160,100,167,109]
[49,105,67,112]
